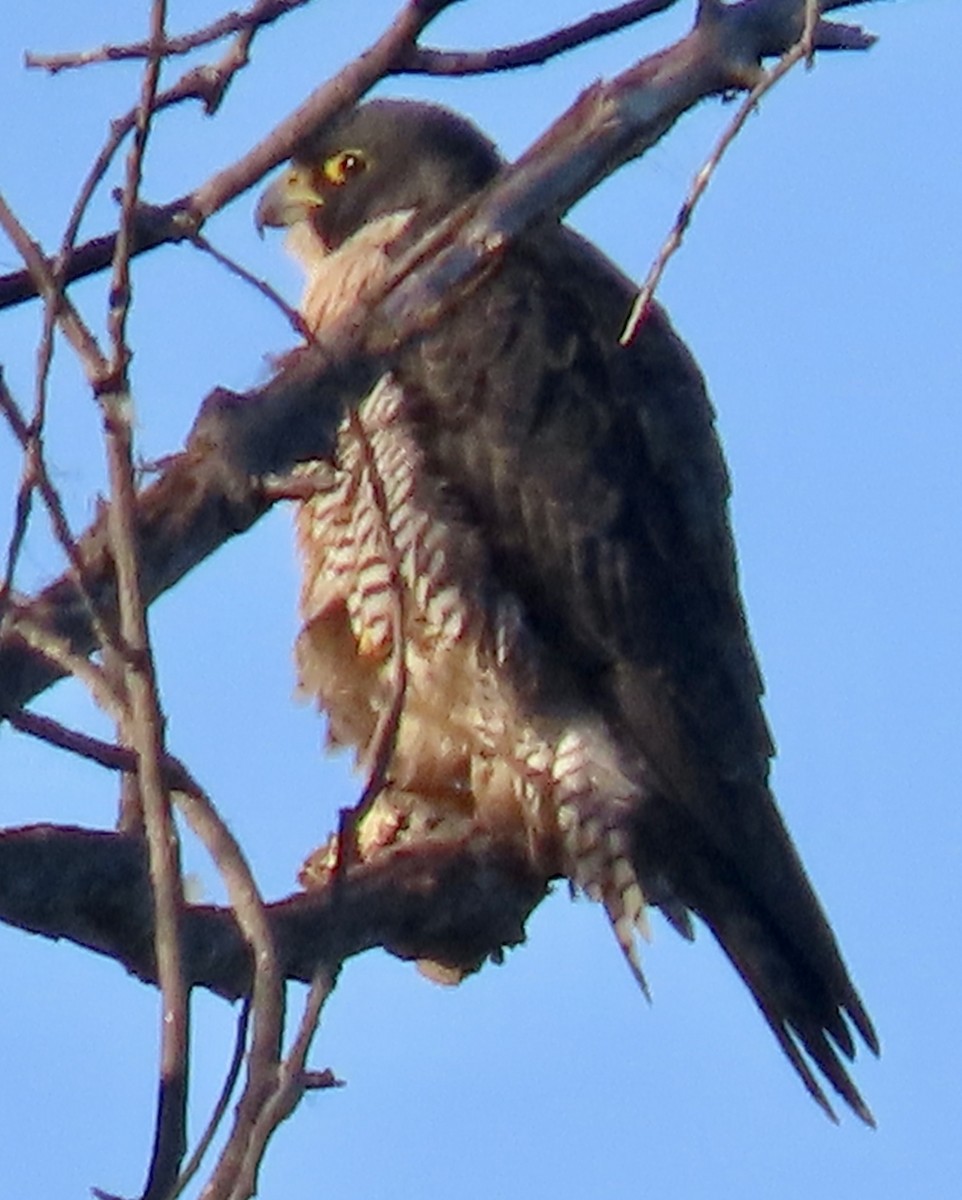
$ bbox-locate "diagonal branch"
[401,0,681,75]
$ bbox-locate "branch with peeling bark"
[0,824,546,997]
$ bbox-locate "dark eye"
[323,149,367,187]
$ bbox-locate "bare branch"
[190,232,309,335]
[0,376,36,607]
[92,9,195,1193]
[171,1002,250,1200]
[621,8,817,341]
[0,823,546,1000]
[222,967,339,1200]
[0,192,109,378]
[5,609,122,716]
[106,5,164,384]
[25,0,310,72]
[401,0,681,75]
[59,30,256,273]
[0,371,122,663]
[171,772,285,1200]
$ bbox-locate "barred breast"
[295,374,655,986]
[288,208,656,986]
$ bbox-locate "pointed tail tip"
[839,983,880,1059]
[805,1065,877,1129]
[858,1102,878,1130]
[841,1082,876,1129]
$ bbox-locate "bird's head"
[255,99,502,254]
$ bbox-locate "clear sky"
[1,2,960,1198]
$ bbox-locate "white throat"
[285,208,416,335]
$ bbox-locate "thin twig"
[5,276,63,607]
[620,25,818,344]
[107,7,164,384]
[95,9,193,1197]
[803,0,820,65]
[0,379,36,613]
[59,31,255,270]
[225,967,339,1200]
[6,606,123,716]
[0,192,109,378]
[0,286,58,610]
[400,0,680,75]
[7,706,143,773]
[170,1001,252,1200]
[0,472,34,613]
[25,0,308,72]
[0,206,121,682]
[176,773,285,1200]
[190,232,310,336]
[0,370,118,659]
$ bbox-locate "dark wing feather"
[393,222,877,1117]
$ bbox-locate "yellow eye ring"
[322,149,366,187]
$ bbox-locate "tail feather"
[711,915,877,1126]
[557,777,876,1122]
[628,795,878,1124]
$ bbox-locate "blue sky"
[1,2,960,1197]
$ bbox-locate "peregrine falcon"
[255,99,877,1122]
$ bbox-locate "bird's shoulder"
[393,220,773,787]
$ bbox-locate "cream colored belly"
[295,375,557,841]
[294,376,649,983]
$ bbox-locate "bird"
[255,98,878,1123]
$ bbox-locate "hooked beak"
[254,165,323,236]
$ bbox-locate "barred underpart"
[286,207,658,983]
[295,373,654,982]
